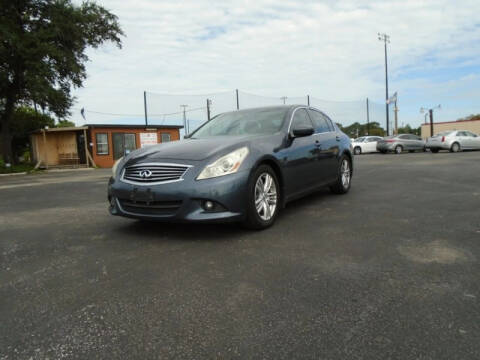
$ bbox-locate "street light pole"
[378,33,390,136]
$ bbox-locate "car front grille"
[121,163,191,185]
[118,199,182,216]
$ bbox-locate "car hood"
[124,136,253,164]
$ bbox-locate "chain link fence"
[141,90,395,136]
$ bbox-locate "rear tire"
[329,155,352,194]
[354,146,361,155]
[395,145,403,154]
[243,165,280,230]
[450,142,460,153]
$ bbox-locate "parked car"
[108,105,353,229]
[351,136,384,155]
[377,134,426,154]
[426,130,480,153]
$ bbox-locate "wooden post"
[83,129,90,167]
[42,129,48,169]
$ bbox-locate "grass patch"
[0,163,37,174]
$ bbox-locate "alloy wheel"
[341,159,351,189]
[254,173,277,221]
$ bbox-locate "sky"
[71,0,480,131]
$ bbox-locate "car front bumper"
[108,169,250,223]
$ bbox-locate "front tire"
[243,165,280,230]
[395,145,403,154]
[330,156,352,194]
[354,146,362,155]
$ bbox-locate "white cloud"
[72,0,480,128]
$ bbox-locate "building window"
[161,133,171,142]
[96,133,109,155]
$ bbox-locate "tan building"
[421,118,480,139]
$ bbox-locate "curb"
[0,172,28,177]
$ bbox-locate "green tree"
[56,120,76,128]
[9,106,54,161]
[0,0,123,163]
[339,121,385,138]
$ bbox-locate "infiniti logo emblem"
[139,170,152,178]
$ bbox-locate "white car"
[351,136,384,155]
[426,130,480,153]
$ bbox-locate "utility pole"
[429,109,433,137]
[206,99,211,121]
[394,100,398,135]
[143,91,148,127]
[236,89,239,110]
[420,105,441,137]
[366,97,370,135]
[307,95,310,106]
[378,33,390,136]
[180,105,188,135]
[280,96,287,105]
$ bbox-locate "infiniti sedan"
[426,130,480,153]
[108,105,353,229]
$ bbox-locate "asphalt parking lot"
[1,152,479,359]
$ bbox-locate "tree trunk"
[0,94,15,165]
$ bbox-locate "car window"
[398,135,409,139]
[355,137,365,142]
[291,109,313,131]
[457,131,466,137]
[307,110,331,133]
[465,131,477,137]
[326,118,335,131]
[366,138,376,142]
[374,137,383,141]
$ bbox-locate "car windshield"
[191,108,288,138]
[354,137,365,142]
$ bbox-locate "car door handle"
[335,136,340,141]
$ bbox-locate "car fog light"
[204,201,214,210]
[201,200,225,213]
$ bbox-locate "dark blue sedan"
[108,105,353,229]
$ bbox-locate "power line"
[74,106,207,117]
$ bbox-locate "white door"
[364,138,377,153]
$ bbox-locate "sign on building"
[140,133,158,148]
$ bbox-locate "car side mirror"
[292,126,314,138]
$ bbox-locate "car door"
[455,131,468,148]
[282,108,319,195]
[364,137,377,152]
[464,131,480,148]
[372,137,383,152]
[469,132,480,149]
[308,109,338,183]
[411,135,424,150]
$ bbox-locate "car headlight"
[197,147,249,180]
[112,157,123,179]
